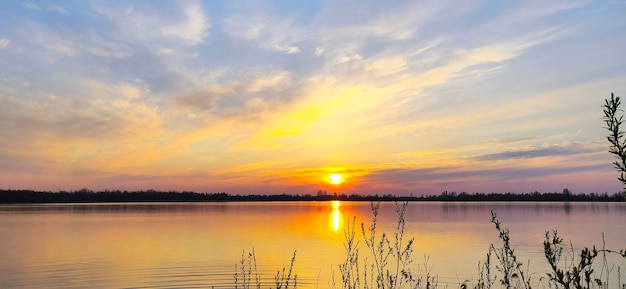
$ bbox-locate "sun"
[329,173,343,185]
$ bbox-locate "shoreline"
[1,189,624,204]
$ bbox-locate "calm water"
[0,201,624,288]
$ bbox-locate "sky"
[1,0,626,195]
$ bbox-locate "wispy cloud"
[22,2,41,10]
[93,1,208,47]
[474,145,592,161]
[161,1,209,45]
[222,14,303,54]
[271,44,300,54]
[0,38,9,48]
[19,24,131,61]
[361,163,611,192]
[171,69,298,122]
[47,4,68,14]
[486,137,540,144]
[22,2,68,13]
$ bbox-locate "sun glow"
[329,173,343,185]
[332,209,340,231]
[329,201,343,232]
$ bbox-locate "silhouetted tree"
[603,93,626,199]
[1,189,623,203]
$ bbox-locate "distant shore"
[0,189,624,203]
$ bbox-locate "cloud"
[222,15,305,54]
[364,56,407,76]
[33,32,78,58]
[0,38,9,49]
[506,0,588,20]
[306,0,455,65]
[171,70,298,121]
[487,137,540,144]
[0,80,158,142]
[252,29,560,152]
[94,2,208,47]
[19,25,131,61]
[80,32,132,58]
[22,2,41,10]
[401,36,551,89]
[22,2,68,13]
[474,145,592,161]
[117,84,149,99]
[362,162,609,191]
[337,54,363,64]
[222,16,266,41]
[2,97,102,140]
[246,72,292,92]
[47,4,68,14]
[317,0,442,42]
[161,1,209,45]
[271,44,300,54]
[0,77,166,178]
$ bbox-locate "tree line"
[0,188,623,203]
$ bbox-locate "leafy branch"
[603,93,626,191]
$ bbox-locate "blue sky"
[1,0,626,195]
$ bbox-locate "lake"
[0,201,624,288]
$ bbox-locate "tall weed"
[334,201,438,289]
[543,230,626,289]
[235,248,298,289]
[233,204,624,289]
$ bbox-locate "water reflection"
[329,201,343,232]
[0,201,624,289]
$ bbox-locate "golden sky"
[1,1,625,195]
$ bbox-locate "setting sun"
[329,174,343,185]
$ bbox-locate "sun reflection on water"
[329,201,343,232]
